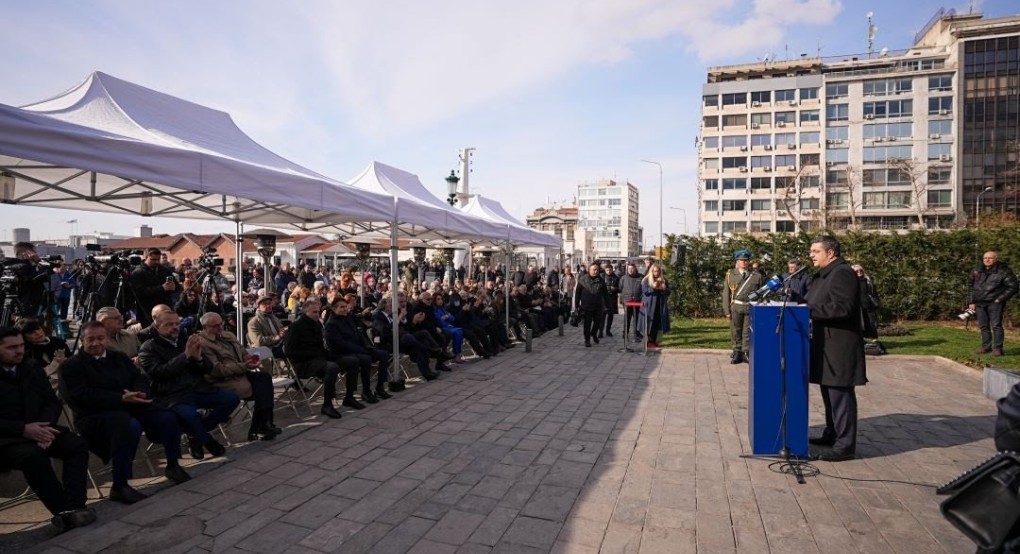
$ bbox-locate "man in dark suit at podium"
[805,236,867,462]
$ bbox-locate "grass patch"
[659,317,1020,371]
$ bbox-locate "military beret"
[734,249,752,260]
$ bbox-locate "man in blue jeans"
[968,251,1019,357]
[138,311,239,460]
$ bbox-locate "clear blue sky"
[1,0,1014,246]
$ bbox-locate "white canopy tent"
[460,195,561,248]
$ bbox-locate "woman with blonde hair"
[639,263,671,348]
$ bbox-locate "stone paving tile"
[9,338,1002,554]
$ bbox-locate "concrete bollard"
[525,328,533,352]
[558,315,564,336]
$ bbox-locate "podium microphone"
[748,275,783,302]
[782,264,808,283]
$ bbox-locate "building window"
[750,90,771,104]
[750,156,771,169]
[750,220,772,232]
[927,189,952,208]
[928,167,951,184]
[928,96,953,115]
[825,148,849,163]
[826,126,849,142]
[863,121,912,139]
[888,191,911,208]
[751,134,772,147]
[800,198,820,210]
[774,133,796,146]
[800,131,820,145]
[862,78,912,96]
[722,157,747,169]
[722,221,747,233]
[723,114,748,127]
[775,89,796,102]
[928,119,952,136]
[863,99,912,119]
[827,192,849,209]
[702,136,719,149]
[775,154,796,167]
[750,113,771,127]
[722,92,747,106]
[751,177,771,190]
[704,221,719,234]
[800,87,819,100]
[800,110,820,123]
[826,170,848,186]
[862,145,912,163]
[800,153,820,166]
[722,135,748,148]
[826,82,848,99]
[722,199,746,211]
[704,115,719,128]
[722,178,747,190]
[704,200,719,212]
[703,94,719,107]
[704,158,719,170]
[802,175,821,188]
[775,111,796,124]
[704,179,719,190]
[826,104,849,121]
[750,199,771,211]
[928,143,951,160]
[776,220,796,232]
[928,75,953,92]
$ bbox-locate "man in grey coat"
[804,235,867,462]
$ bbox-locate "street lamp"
[668,206,687,235]
[977,185,993,227]
[641,159,663,256]
[445,171,460,207]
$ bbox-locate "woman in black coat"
[804,236,867,461]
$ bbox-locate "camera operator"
[968,251,1019,357]
[11,242,52,320]
[130,248,180,327]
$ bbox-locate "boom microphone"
[748,275,783,302]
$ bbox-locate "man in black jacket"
[0,327,96,530]
[130,248,181,327]
[372,292,439,382]
[619,263,643,339]
[138,311,238,458]
[968,251,1019,356]
[325,296,393,402]
[805,236,867,462]
[574,262,608,347]
[283,297,343,418]
[61,322,189,502]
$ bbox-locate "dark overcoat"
[804,258,867,387]
[0,362,62,452]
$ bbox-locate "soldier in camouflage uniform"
[722,249,763,364]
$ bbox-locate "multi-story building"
[576,179,641,260]
[525,203,579,264]
[698,9,1020,235]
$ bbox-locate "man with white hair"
[97,307,141,360]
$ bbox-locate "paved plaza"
[1,329,999,553]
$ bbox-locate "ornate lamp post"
[442,247,456,288]
[353,242,372,306]
[445,171,460,207]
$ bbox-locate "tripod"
[0,284,21,329]
[71,264,142,352]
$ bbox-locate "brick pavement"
[2,329,998,553]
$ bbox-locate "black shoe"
[436,363,452,372]
[267,424,283,436]
[593,337,600,344]
[205,438,226,457]
[606,331,613,337]
[51,508,97,531]
[729,351,743,365]
[585,341,591,347]
[808,436,836,447]
[375,387,393,399]
[388,381,406,392]
[110,485,148,505]
[248,428,277,441]
[635,332,643,340]
[362,391,380,404]
[164,465,192,484]
[422,370,439,381]
[343,396,366,410]
[189,441,205,460]
[321,404,343,419]
[813,450,856,462]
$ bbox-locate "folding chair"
[59,405,105,499]
[247,346,303,419]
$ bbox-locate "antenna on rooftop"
[867,12,877,58]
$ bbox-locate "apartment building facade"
[576,179,641,259]
[698,10,1020,235]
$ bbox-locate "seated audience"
[0,327,96,530]
[60,322,191,503]
[97,307,141,360]
[138,311,239,459]
[283,297,343,419]
[247,296,286,358]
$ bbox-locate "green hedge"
[661,227,1020,323]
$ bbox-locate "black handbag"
[937,451,1020,551]
[569,311,581,327]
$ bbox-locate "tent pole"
[390,199,400,385]
[235,221,245,343]
[505,226,511,336]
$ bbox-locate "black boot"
[342,395,366,409]
[388,380,406,392]
[321,398,343,419]
[375,386,392,399]
[362,390,380,404]
[730,350,743,364]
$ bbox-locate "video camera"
[85,247,143,270]
[197,248,224,272]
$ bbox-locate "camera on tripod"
[86,249,143,270]
[197,248,224,272]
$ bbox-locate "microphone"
[747,275,783,302]
[782,264,808,283]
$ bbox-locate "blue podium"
[748,303,810,458]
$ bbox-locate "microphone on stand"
[782,264,808,283]
[748,275,784,302]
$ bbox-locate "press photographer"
[1,242,61,327]
[967,251,1018,357]
[130,248,181,327]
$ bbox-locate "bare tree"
[823,165,862,231]
[889,157,931,228]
